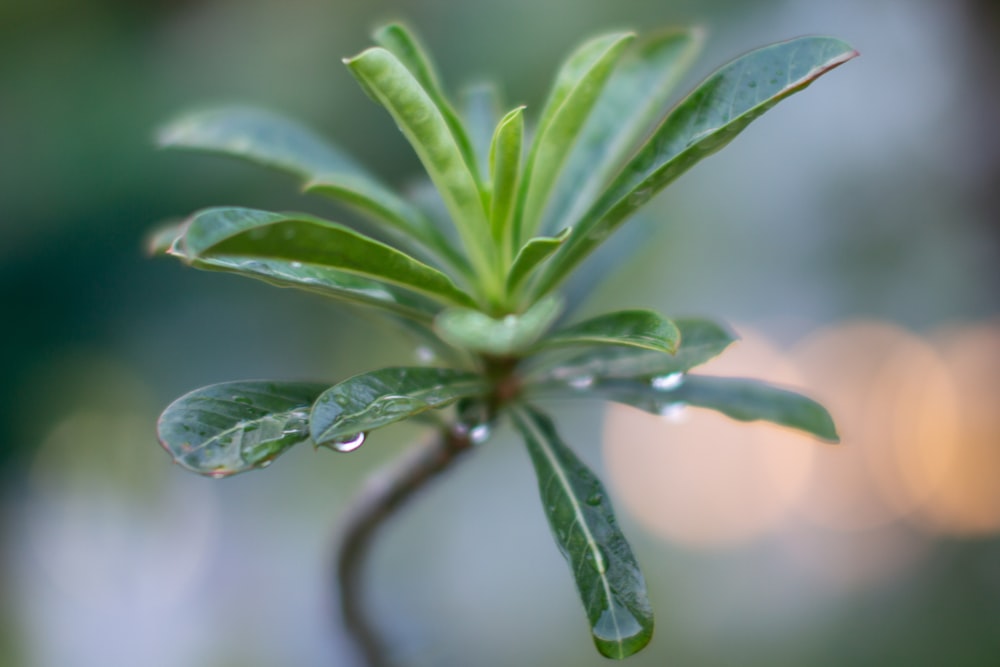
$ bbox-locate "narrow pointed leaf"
[158,381,327,477]
[506,227,571,294]
[489,106,525,251]
[182,255,441,323]
[512,405,653,659]
[539,310,680,354]
[533,37,858,296]
[528,317,736,382]
[542,28,704,235]
[374,23,482,184]
[157,107,450,259]
[179,207,475,308]
[435,295,563,356]
[310,367,486,444]
[591,375,839,442]
[345,48,497,284]
[514,32,635,245]
[460,82,503,180]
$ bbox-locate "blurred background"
[2,0,999,665]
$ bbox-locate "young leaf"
[374,23,482,184]
[533,37,858,297]
[506,227,571,295]
[434,295,563,356]
[527,317,736,382]
[157,107,453,261]
[460,82,503,181]
[158,381,327,477]
[586,375,839,442]
[512,405,653,659]
[310,367,486,445]
[178,207,475,308]
[542,28,704,235]
[538,309,680,354]
[345,47,498,291]
[183,255,441,324]
[489,106,525,254]
[513,32,635,246]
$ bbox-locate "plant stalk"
[335,424,474,667]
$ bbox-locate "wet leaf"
[512,405,653,659]
[534,37,858,296]
[178,207,475,308]
[539,309,680,354]
[158,381,327,477]
[310,367,486,444]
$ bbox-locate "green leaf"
[512,405,653,659]
[345,47,498,291]
[533,37,858,296]
[435,295,563,356]
[310,367,486,444]
[157,107,452,261]
[506,227,571,295]
[182,255,441,324]
[178,207,475,308]
[158,381,327,477]
[157,106,364,180]
[588,375,840,442]
[513,32,635,246]
[527,317,735,382]
[489,106,525,254]
[374,23,482,184]
[539,310,680,354]
[542,28,704,235]
[460,82,503,181]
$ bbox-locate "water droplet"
[650,372,683,391]
[593,602,643,646]
[290,261,303,269]
[469,423,491,444]
[331,432,366,453]
[569,375,594,390]
[208,469,229,479]
[658,402,687,422]
[257,459,273,469]
[415,346,435,363]
[586,492,603,506]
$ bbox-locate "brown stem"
[335,425,474,667]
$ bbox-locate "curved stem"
[335,425,474,667]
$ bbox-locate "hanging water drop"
[650,372,684,391]
[290,261,303,269]
[469,423,491,444]
[568,375,594,390]
[331,432,366,453]
[658,402,687,422]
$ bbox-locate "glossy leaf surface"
[158,381,327,477]
[374,23,482,184]
[345,47,497,285]
[513,406,653,658]
[506,228,570,294]
[529,317,736,382]
[590,375,839,442]
[489,106,525,251]
[514,32,634,245]
[310,367,485,444]
[435,295,563,356]
[540,309,680,354]
[185,255,441,323]
[534,37,858,296]
[542,28,704,234]
[179,207,475,307]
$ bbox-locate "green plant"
[151,22,854,664]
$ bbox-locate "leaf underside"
[513,405,653,659]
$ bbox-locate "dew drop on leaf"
[650,372,684,391]
[469,423,491,444]
[569,375,595,390]
[657,402,687,422]
[331,432,366,453]
[415,346,436,363]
